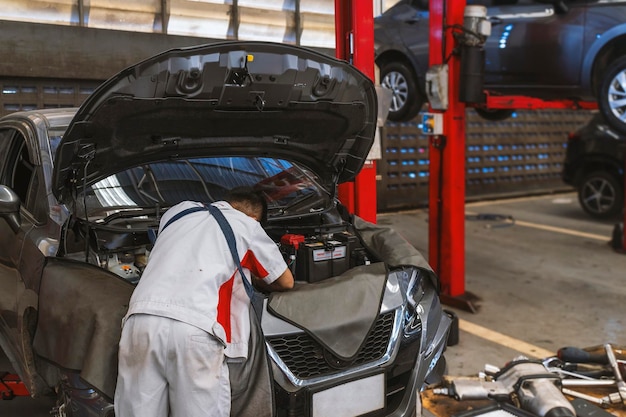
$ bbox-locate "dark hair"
[225,186,268,225]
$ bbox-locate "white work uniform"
[114,201,288,417]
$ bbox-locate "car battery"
[281,231,361,283]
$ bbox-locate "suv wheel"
[578,171,624,219]
[598,56,626,134]
[380,61,424,122]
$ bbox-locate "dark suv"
[563,113,625,219]
[375,0,626,133]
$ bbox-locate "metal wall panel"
[168,1,233,39]
[87,0,161,32]
[238,4,296,43]
[377,109,594,211]
[0,78,100,115]
[0,0,337,49]
[300,0,335,48]
[0,20,220,81]
[0,0,75,25]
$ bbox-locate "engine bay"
[62,209,375,284]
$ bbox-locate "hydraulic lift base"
[441,291,481,314]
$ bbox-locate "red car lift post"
[427,0,626,309]
[428,0,479,311]
[484,92,599,111]
[334,0,377,224]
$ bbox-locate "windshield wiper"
[271,192,327,217]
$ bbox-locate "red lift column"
[428,0,478,311]
[335,0,377,224]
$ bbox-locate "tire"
[474,107,514,122]
[379,61,424,122]
[444,309,459,347]
[598,56,626,135]
[577,171,624,219]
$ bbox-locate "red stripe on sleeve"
[241,250,269,279]
[217,275,235,343]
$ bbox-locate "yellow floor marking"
[513,219,609,241]
[466,192,574,208]
[465,209,609,241]
[459,319,554,359]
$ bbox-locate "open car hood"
[52,41,377,203]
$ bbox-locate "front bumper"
[271,283,451,417]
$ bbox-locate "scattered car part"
[439,358,576,417]
[604,343,626,404]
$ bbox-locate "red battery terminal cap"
[281,234,305,250]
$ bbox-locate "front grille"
[267,310,395,380]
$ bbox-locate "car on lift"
[562,113,625,219]
[0,41,451,417]
[375,0,626,134]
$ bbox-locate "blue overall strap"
[161,206,209,233]
[149,203,256,301]
[148,206,209,244]
[205,204,256,301]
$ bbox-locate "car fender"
[581,23,626,92]
[572,154,623,185]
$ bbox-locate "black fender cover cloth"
[267,216,437,360]
[33,258,133,400]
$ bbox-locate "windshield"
[75,156,331,221]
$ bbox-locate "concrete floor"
[378,191,626,377]
[2,191,625,415]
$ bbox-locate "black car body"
[0,41,451,417]
[562,113,625,218]
[375,0,626,133]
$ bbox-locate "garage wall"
[0,0,589,208]
[377,108,592,211]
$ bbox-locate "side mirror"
[0,185,21,233]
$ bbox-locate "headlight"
[396,267,425,341]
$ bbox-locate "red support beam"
[334,0,377,224]
[429,0,479,311]
[483,92,598,111]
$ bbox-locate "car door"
[0,123,48,393]
[380,0,431,73]
[481,0,586,89]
